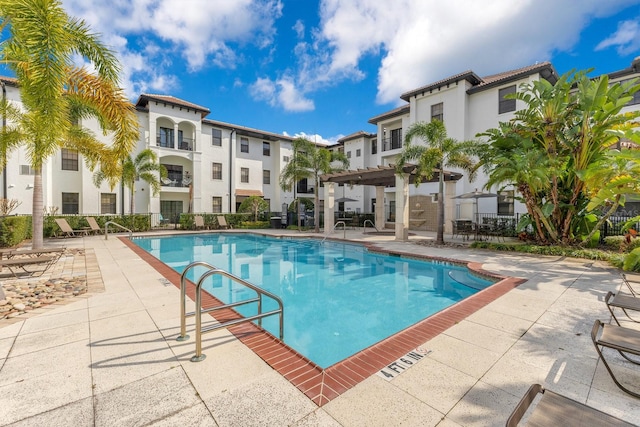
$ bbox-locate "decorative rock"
[0,299,7,306]
[12,303,26,311]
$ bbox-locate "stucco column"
[323,182,335,235]
[444,180,457,233]
[375,186,385,230]
[395,174,409,241]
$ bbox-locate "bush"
[0,216,30,247]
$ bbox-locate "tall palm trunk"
[32,167,44,249]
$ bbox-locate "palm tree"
[397,120,476,244]
[280,137,349,232]
[478,71,640,244]
[94,149,166,214]
[0,0,138,248]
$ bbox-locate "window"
[241,167,249,183]
[390,128,402,150]
[347,151,351,158]
[158,127,174,148]
[62,192,79,214]
[20,165,35,175]
[212,162,222,180]
[263,141,270,156]
[263,169,270,184]
[283,155,290,162]
[212,128,222,146]
[160,200,183,223]
[356,149,361,157]
[431,103,443,122]
[240,137,249,153]
[61,149,79,171]
[164,164,183,185]
[499,85,516,114]
[212,196,222,213]
[371,140,377,155]
[498,190,514,215]
[101,193,116,214]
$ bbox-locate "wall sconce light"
[26,183,34,189]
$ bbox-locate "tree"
[0,0,138,248]
[478,71,640,244]
[94,149,166,214]
[280,137,349,232]
[397,120,477,244]
[238,195,269,222]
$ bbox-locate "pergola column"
[444,180,456,233]
[395,173,409,241]
[375,186,385,230]
[323,182,335,235]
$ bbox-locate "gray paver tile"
[424,334,502,378]
[10,321,89,357]
[446,381,521,427]
[94,367,200,427]
[324,376,444,427]
[443,319,519,354]
[290,409,343,427]
[5,396,93,427]
[19,308,88,334]
[204,370,317,427]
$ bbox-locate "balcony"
[382,137,403,152]
[156,135,194,151]
[161,175,192,188]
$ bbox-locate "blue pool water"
[133,233,495,368]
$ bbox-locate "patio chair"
[85,217,102,235]
[0,255,57,278]
[621,273,639,297]
[194,215,207,230]
[54,218,87,238]
[605,291,640,325]
[7,247,65,262]
[591,319,640,398]
[506,383,634,426]
[217,215,231,230]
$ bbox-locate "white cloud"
[290,132,337,146]
[62,0,283,96]
[249,76,314,112]
[311,0,640,105]
[596,19,640,55]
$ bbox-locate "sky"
[53,0,640,144]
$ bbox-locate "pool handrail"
[363,219,379,233]
[322,220,347,242]
[177,261,284,362]
[104,221,132,239]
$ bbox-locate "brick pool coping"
[121,235,525,406]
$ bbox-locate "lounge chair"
[194,215,206,230]
[591,320,640,398]
[0,255,56,278]
[605,291,640,325]
[217,215,231,230]
[54,218,88,238]
[7,247,65,262]
[85,217,102,235]
[621,273,639,297]
[507,383,634,426]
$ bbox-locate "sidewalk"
[1,231,639,426]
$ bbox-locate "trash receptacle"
[270,217,281,229]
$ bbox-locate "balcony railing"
[382,137,402,152]
[161,176,192,188]
[156,135,194,151]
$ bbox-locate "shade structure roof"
[320,164,463,187]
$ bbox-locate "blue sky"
[58,0,640,144]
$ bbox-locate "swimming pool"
[133,233,495,368]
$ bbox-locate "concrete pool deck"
[1,230,640,426]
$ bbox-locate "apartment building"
[0,86,297,220]
[1,57,638,226]
[329,58,640,230]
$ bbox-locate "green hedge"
[0,216,31,247]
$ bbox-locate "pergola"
[320,164,463,240]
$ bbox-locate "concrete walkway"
[1,231,639,426]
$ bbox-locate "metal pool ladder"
[177,261,284,362]
[363,219,379,233]
[321,220,347,242]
